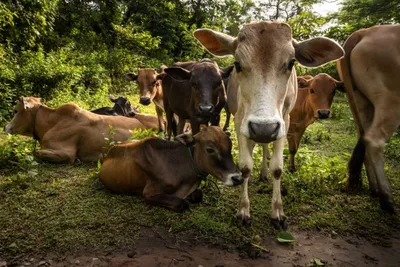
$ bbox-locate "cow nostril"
[198,105,214,113]
[248,122,280,143]
[140,97,151,105]
[318,110,330,119]
[231,175,243,186]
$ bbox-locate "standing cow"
[194,22,344,228]
[125,66,167,132]
[288,74,345,172]
[162,59,233,138]
[337,25,400,213]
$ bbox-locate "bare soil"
[3,228,399,267]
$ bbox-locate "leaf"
[311,258,326,266]
[97,160,102,169]
[276,231,295,243]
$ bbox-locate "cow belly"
[99,158,147,194]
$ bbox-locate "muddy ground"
[2,227,399,267]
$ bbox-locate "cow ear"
[165,67,191,81]
[194,29,237,56]
[124,73,138,81]
[220,65,234,79]
[293,37,344,67]
[297,77,309,88]
[335,80,346,93]
[175,133,195,146]
[20,97,34,110]
[108,96,117,102]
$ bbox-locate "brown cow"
[4,97,157,163]
[99,126,243,212]
[91,96,139,117]
[162,59,233,138]
[125,66,167,132]
[288,74,344,172]
[337,25,400,213]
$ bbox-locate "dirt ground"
[2,228,399,267]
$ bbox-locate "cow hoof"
[380,199,395,214]
[236,214,252,227]
[270,216,288,230]
[187,189,203,203]
[259,173,268,182]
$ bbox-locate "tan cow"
[194,22,344,229]
[99,126,243,211]
[288,74,344,172]
[4,97,157,163]
[337,25,400,213]
[126,66,167,132]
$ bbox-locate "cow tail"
[337,30,365,187]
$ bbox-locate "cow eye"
[310,89,315,94]
[288,59,296,70]
[234,61,242,72]
[206,148,215,154]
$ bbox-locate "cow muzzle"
[139,97,151,105]
[318,110,330,119]
[198,105,214,117]
[225,173,244,186]
[248,122,280,143]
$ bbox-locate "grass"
[0,94,399,259]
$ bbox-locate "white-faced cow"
[337,25,400,213]
[194,21,344,228]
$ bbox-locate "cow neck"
[187,145,209,181]
[304,95,317,127]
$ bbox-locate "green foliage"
[0,133,38,169]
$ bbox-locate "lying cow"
[288,74,345,172]
[337,25,400,213]
[4,97,157,163]
[125,66,167,132]
[162,59,233,138]
[194,22,344,228]
[99,126,243,211]
[91,96,138,117]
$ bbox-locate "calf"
[4,97,157,163]
[194,22,344,228]
[337,25,400,212]
[162,59,233,138]
[99,126,243,212]
[288,74,344,172]
[125,66,167,132]
[91,96,138,116]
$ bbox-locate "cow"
[125,66,167,132]
[194,21,344,228]
[162,59,233,139]
[99,126,243,212]
[288,73,345,172]
[91,96,138,117]
[4,97,157,163]
[337,24,400,213]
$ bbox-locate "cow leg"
[177,117,186,135]
[363,107,399,213]
[270,137,287,230]
[165,107,175,140]
[34,148,76,163]
[222,105,231,132]
[211,96,225,127]
[155,105,165,133]
[190,121,201,135]
[288,128,305,173]
[348,91,378,194]
[143,183,189,212]
[235,129,256,226]
[259,144,270,181]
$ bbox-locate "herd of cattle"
[3,22,399,229]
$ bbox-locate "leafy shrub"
[0,133,38,169]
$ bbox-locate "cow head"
[194,22,344,143]
[125,68,161,106]
[4,96,42,136]
[298,74,345,119]
[108,96,135,116]
[175,126,243,186]
[165,61,233,123]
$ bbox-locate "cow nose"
[198,105,214,115]
[231,174,243,186]
[139,97,151,105]
[318,110,330,119]
[248,122,280,143]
